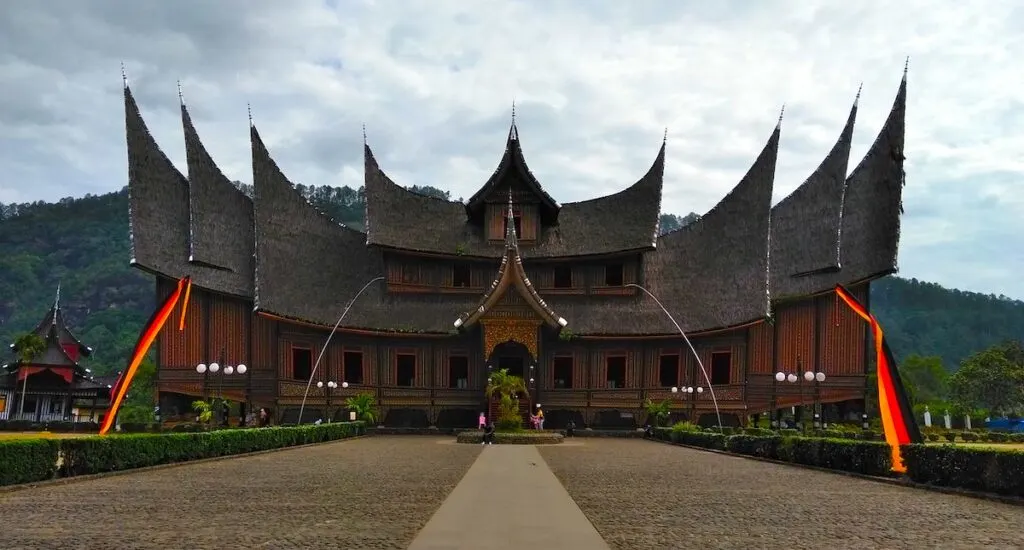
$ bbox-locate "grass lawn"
[0,432,95,441]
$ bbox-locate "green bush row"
[652,428,892,476]
[923,431,1024,444]
[901,444,1024,497]
[0,420,100,433]
[0,422,365,487]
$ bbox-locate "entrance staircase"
[486,394,535,429]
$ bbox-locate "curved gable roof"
[465,123,560,223]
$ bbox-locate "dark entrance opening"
[489,341,532,380]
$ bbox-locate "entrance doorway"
[490,341,531,379]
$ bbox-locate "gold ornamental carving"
[481,318,540,360]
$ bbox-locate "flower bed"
[0,422,365,487]
[456,431,564,445]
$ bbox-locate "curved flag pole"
[834,284,922,472]
[100,276,191,435]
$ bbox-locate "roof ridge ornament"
[903,56,909,81]
[247,103,253,127]
[776,104,785,129]
[54,282,61,318]
[177,80,184,105]
[663,127,668,143]
[855,82,863,107]
[121,62,127,88]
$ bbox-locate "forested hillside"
[2,188,1021,376]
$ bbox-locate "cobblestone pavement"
[0,437,480,550]
[538,439,1023,550]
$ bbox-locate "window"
[659,354,680,387]
[49,400,62,414]
[503,213,522,238]
[20,397,38,416]
[606,356,626,388]
[396,354,416,387]
[452,263,471,288]
[0,395,6,414]
[343,351,364,385]
[711,351,732,385]
[604,263,624,286]
[553,266,573,288]
[292,347,312,381]
[448,356,469,389]
[552,356,574,389]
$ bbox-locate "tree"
[485,368,528,431]
[948,341,1024,417]
[643,398,671,427]
[899,354,948,404]
[344,392,378,424]
[12,332,46,364]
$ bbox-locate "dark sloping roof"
[125,85,191,279]
[33,324,79,368]
[363,139,665,258]
[455,195,565,329]
[253,127,484,332]
[466,124,560,223]
[769,73,908,300]
[770,97,858,299]
[180,103,255,297]
[18,287,93,359]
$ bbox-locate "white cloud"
[0,0,1021,299]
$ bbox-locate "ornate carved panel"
[481,318,540,360]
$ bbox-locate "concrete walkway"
[408,445,611,550]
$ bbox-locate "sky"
[1,0,1021,300]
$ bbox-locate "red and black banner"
[835,284,922,472]
[100,276,191,435]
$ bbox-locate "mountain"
[2,188,1022,375]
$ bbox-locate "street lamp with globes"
[771,371,798,429]
[804,370,827,428]
[316,380,348,421]
[671,385,703,423]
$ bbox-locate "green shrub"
[671,421,700,433]
[0,439,61,486]
[902,444,1024,497]
[943,432,957,442]
[60,422,364,477]
[456,431,563,444]
[743,427,774,437]
[985,432,1008,443]
[926,433,941,442]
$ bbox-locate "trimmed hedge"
[901,444,1024,497]
[456,431,564,444]
[0,439,61,486]
[0,422,365,486]
[652,428,892,477]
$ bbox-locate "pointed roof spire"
[855,82,863,106]
[177,80,184,105]
[247,103,253,127]
[505,188,518,248]
[663,127,668,143]
[508,100,519,141]
[53,282,61,320]
[776,104,786,129]
[903,56,909,81]
[121,62,127,88]
[362,123,367,145]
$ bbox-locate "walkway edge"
[646,438,1023,507]
[0,435,367,495]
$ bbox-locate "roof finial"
[511,99,516,126]
[505,188,517,245]
[247,103,253,127]
[903,56,909,81]
[54,281,61,312]
[776,104,785,129]
[362,123,367,145]
[120,62,127,88]
[177,80,184,105]
[663,127,668,143]
[854,82,863,106]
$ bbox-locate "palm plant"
[344,392,377,424]
[644,398,672,427]
[485,368,528,430]
[191,400,212,424]
[13,333,45,365]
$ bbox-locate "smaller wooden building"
[0,289,112,424]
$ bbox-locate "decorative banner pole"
[100,276,192,435]
[297,277,384,425]
[626,283,723,431]
[834,284,922,472]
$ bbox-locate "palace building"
[130,69,907,428]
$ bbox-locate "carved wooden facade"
[154,275,871,427]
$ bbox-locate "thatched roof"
[127,72,907,336]
[125,85,191,281]
[465,123,560,224]
[364,137,664,258]
[180,103,255,297]
[455,195,565,329]
[770,96,857,299]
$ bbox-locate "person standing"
[566,419,575,437]
[482,422,495,445]
[536,405,545,430]
[478,411,486,429]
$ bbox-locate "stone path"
[408,444,609,550]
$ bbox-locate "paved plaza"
[0,437,1020,549]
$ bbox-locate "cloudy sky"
[1,0,1021,299]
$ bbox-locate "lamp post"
[528,364,536,409]
[772,372,797,429]
[671,385,703,423]
[804,370,826,429]
[196,359,246,426]
[298,276,384,425]
[317,380,348,422]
